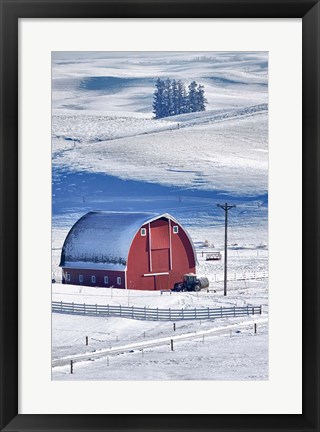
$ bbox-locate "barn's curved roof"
[60,211,196,270]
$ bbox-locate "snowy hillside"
[53,106,267,195]
[52,51,267,113]
[52,51,268,196]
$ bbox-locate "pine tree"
[177,80,188,114]
[152,78,165,119]
[196,84,207,111]
[187,81,198,112]
[171,79,179,115]
[163,78,172,117]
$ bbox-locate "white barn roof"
[60,211,193,270]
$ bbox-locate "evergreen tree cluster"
[152,78,207,119]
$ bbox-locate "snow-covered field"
[52,51,268,381]
[53,108,267,195]
[52,314,268,381]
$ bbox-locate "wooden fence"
[212,270,268,283]
[52,301,262,321]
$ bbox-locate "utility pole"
[217,203,236,296]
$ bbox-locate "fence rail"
[212,270,268,283]
[52,301,262,321]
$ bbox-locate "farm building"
[59,212,196,290]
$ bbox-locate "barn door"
[150,218,170,273]
[155,274,169,291]
[151,248,170,272]
[140,276,156,291]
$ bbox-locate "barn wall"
[62,268,126,289]
[127,218,196,290]
[169,224,196,287]
[126,223,150,290]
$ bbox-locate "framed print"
[0,1,319,431]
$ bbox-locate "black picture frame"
[1,1,319,431]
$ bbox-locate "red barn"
[60,212,196,290]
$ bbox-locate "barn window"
[141,228,147,236]
[79,274,83,283]
[173,225,179,234]
[104,276,109,284]
[91,275,96,284]
[66,273,71,282]
[117,277,121,285]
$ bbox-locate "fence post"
[252,306,255,315]
[169,308,171,320]
[247,305,249,316]
[107,304,110,317]
[221,306,223,318]
[157,308,159,320]
[254,323,257,334]
[70,360,74,374]
[132,306,134,319]
[171,339,174,351]
[195,308,197,319]
[234,306,236,317]
[60,301,63,312]
[95,304,98,316]
[144,306,146,320]
[86,336,88,346]
[173,323,176,332]
[208,307,210,319]
[83,303,86,315]
[72,302,74,313]
[119,304,122,317]
[260,305,262,315]
[182,309,184,320]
